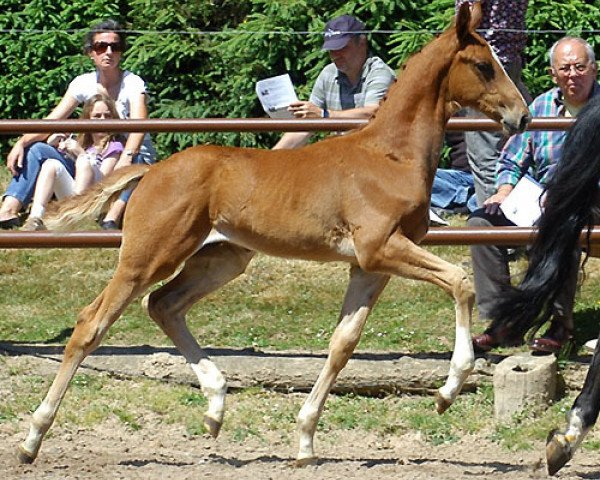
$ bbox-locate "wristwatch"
[123,149,134,158]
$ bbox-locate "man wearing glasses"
[470,36,600,354]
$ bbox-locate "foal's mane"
[364,22,465,129]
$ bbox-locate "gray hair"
[549,36,596,67]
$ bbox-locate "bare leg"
[28,160,64,218]
[74,155,96,195]
[0,195,22,221]
[296,266,389,464]
[145,242,255,437]
[103,198,126,224]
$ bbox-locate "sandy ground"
[1,351,599,479]
[3,420,600,479]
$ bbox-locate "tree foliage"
[0,0,598,160]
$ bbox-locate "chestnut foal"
[19,3,529,465]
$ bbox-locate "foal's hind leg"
[356,232,475,414]
[296,266,389,465]
[17,268,152,464]
[145,242,255,438]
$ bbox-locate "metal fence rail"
[0,116,584,250]
[0,117,575,134]
[2,227,600,249]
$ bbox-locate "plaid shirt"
[456,0,528,65]
[496,83,600,188]
[309,56,395,111]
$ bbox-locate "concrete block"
[493,353,557,422]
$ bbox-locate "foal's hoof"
[435,392,452,414]
[295,456,318,467]
[546,430,572,476]
[203,415,222,439]
[16,445,35,464]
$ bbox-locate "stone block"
[493,352,558,422]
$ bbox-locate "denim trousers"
[431,169,475,210]
[118,147,155,203]
[4,142,75,207]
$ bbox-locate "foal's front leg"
[356,232,475,414]
[296,266,389,465]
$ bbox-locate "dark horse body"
[488,95,600,475]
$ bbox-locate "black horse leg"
[546,331,600,475]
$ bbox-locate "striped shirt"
[496,83,600,188]
[309,56,395,111]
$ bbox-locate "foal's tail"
[488,96,600,345]
[43,164,151,231]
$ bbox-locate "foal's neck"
[362,32,458,171]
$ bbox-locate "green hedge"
[0,0,598,160]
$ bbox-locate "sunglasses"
[91,41,123,54]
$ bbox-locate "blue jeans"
[119,151,155,202]
[431,169,475,211]
[4,142,75,207]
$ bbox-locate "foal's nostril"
[519,114,531,132]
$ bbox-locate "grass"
[0,244,471,350]
[2,237,600,353]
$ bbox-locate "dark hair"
[83,19,127,54]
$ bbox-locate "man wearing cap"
[273,14,396,149]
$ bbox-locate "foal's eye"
[475,62,494,81]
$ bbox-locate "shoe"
[529,337,567,354]
[472,333,498,353]
[21,216,46,231]
[529,322,572,354]
[0,217,22,230]
[101,220,119,230]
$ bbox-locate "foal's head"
[448,2,530,135]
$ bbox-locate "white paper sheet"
[255,74,298,119]
[499,175,544,227]
[429,209,449,226]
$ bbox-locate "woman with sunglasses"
[22,94,125,231]
[0,19,155,230]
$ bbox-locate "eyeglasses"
[91,41,123,54]
[554,63,593,76]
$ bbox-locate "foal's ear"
[456,1,481,46]
[469,2,482,30]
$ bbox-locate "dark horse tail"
[488,95,600,345]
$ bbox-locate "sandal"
[0,217,22,230]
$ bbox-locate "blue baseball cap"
[322,15,365,51]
